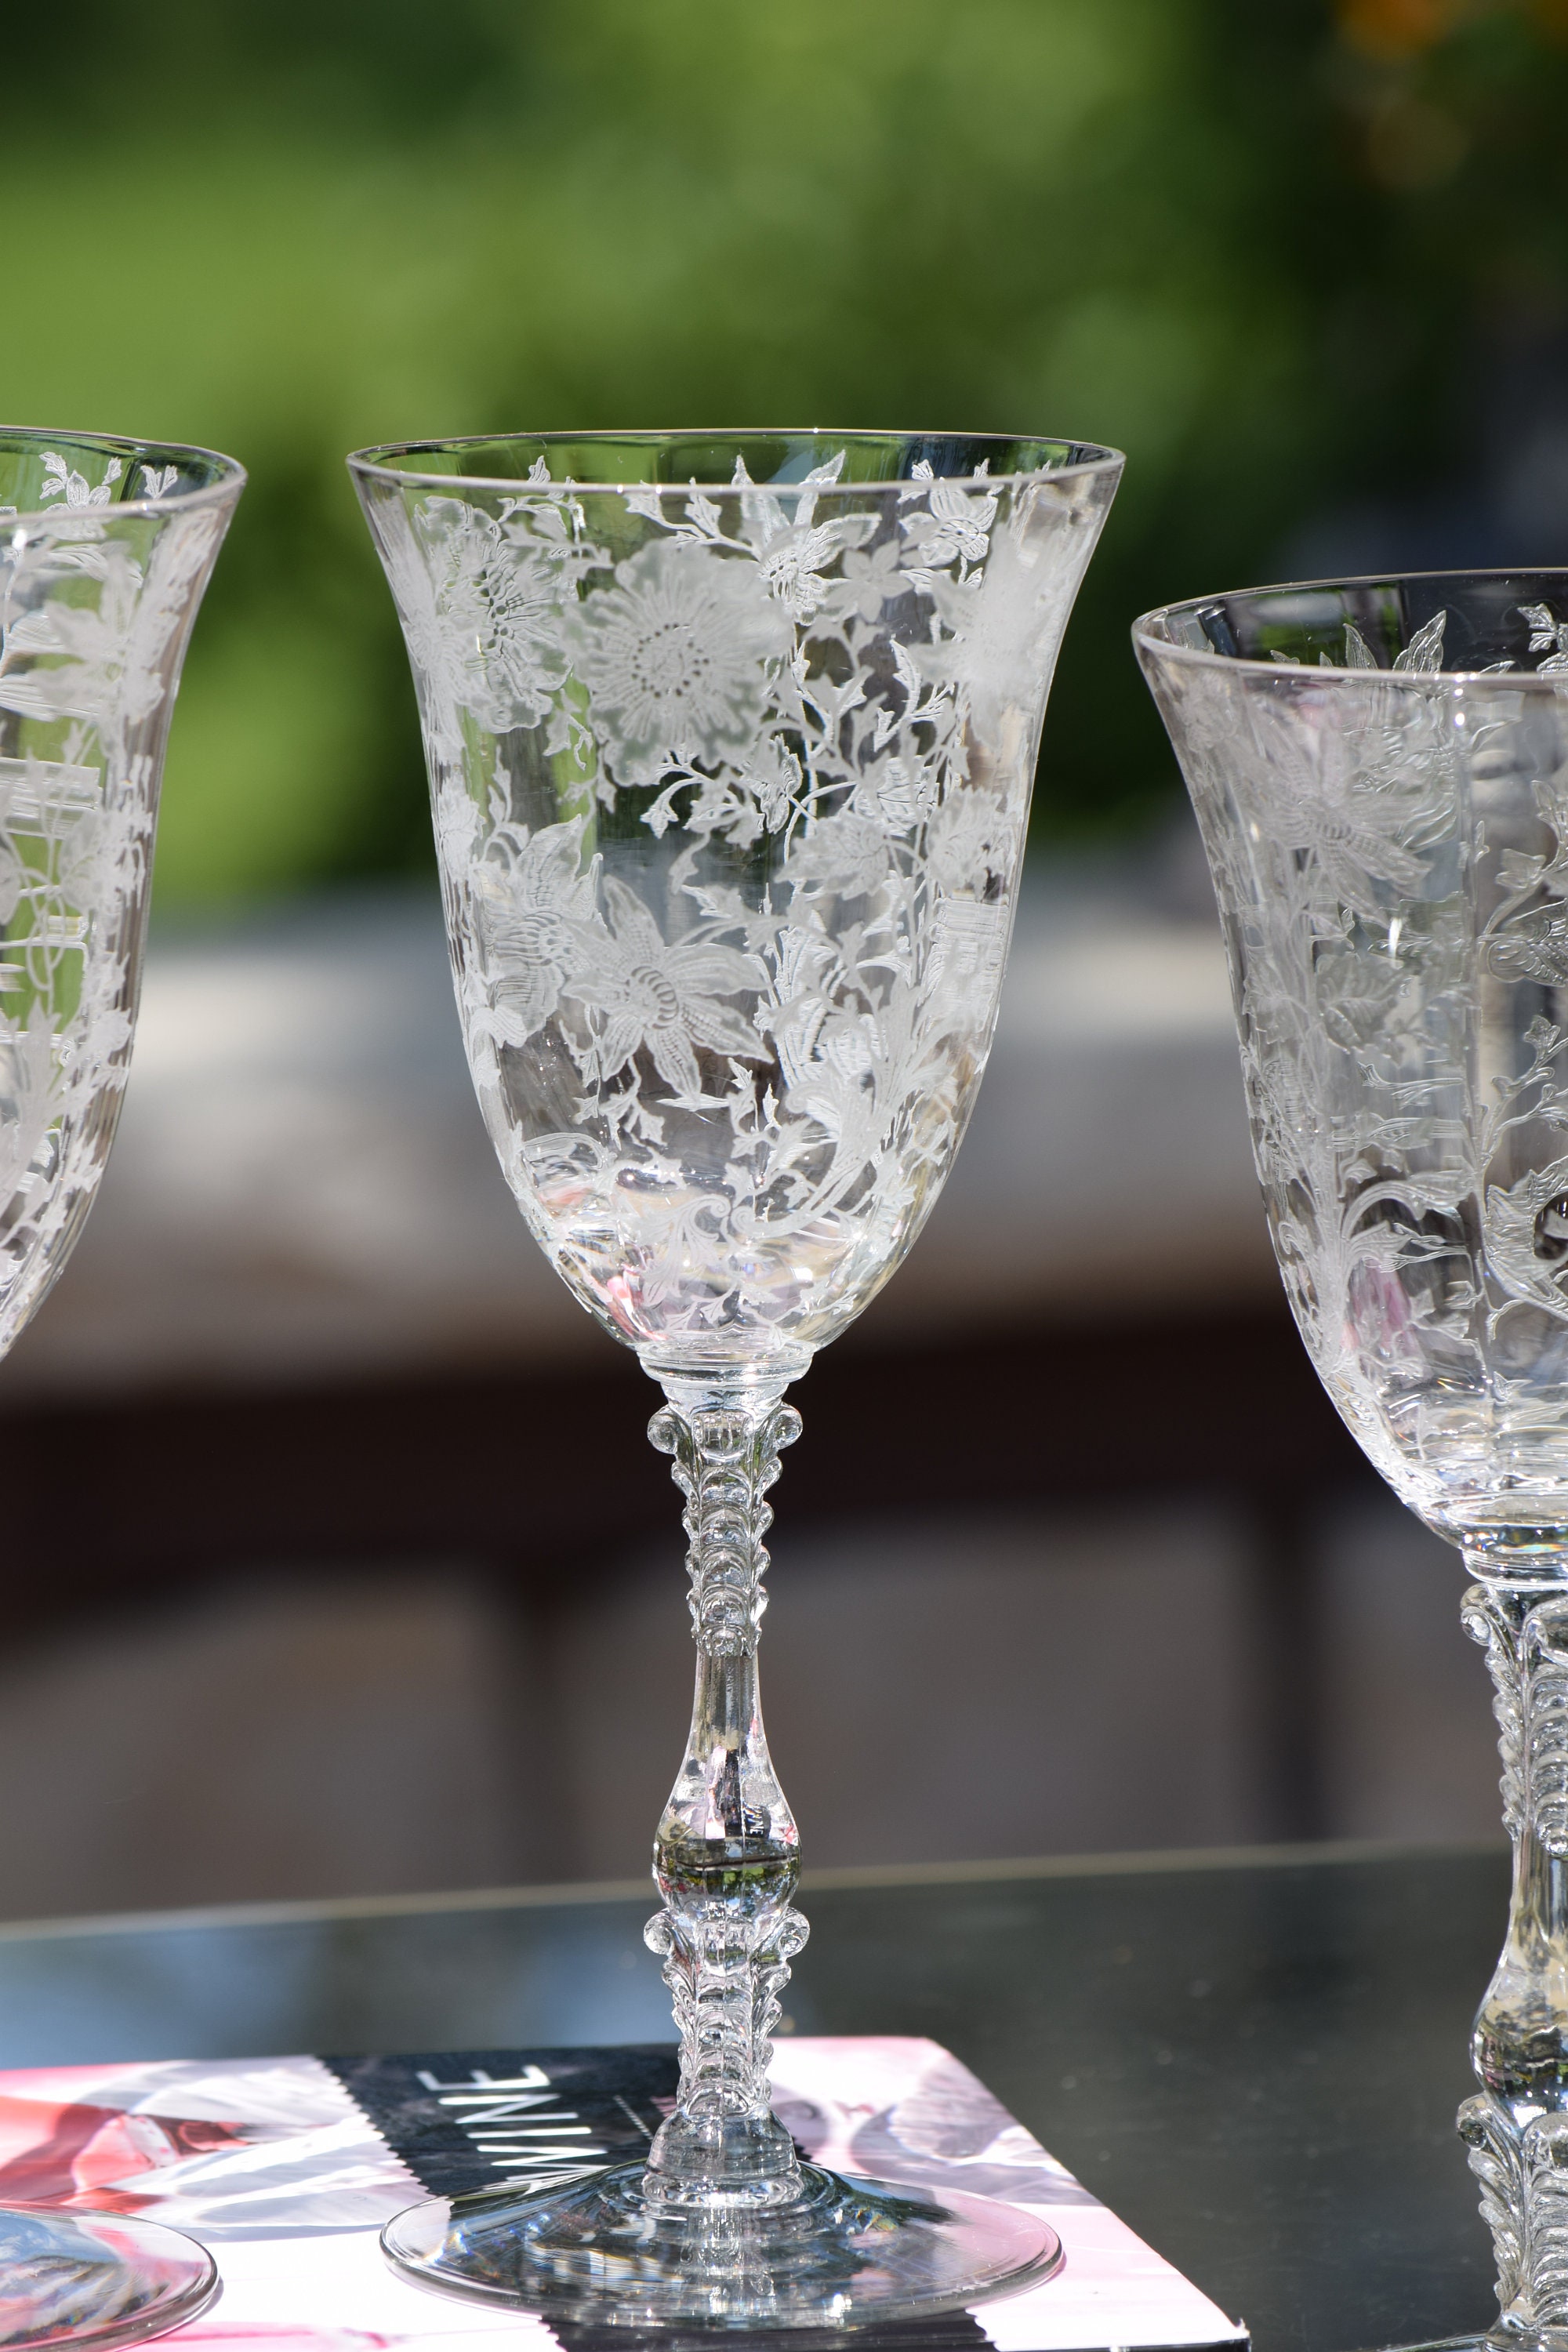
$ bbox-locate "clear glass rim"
[346,424,1125,495]
[0,423,246,529]
[1134,564,1568,690]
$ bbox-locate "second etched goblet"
[0,426,243,2346]
[350,428,1121,2327]
[1137,571,1568,2347]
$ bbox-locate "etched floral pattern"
[568,879,762,1098]
[360,441,1119,1372]
[569,537,789,786]
[352,438,1119,2287]
[0,447,237,1355]
[1139,589,1568,2338]
[1140,593,1568,1542]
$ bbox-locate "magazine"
[0,2038,1245,2352]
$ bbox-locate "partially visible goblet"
[1136,571,1568,2346]
[350,427,1121,2328]
[0,426,244,2343]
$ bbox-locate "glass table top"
[0,1843,1508,2352]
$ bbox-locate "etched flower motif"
[1521,601,1568,676]
[0,547,147,731]
[433,776,483,872]
[738,736,802,833]
[1312,941,1419,1064]
[566,878,763,1095]
[900,463,999,572]
[375,498,569,761]
[757,522,847,624]
[775,992,923,1184]
[39,452,122,510]
[470,815,600,1046]
[362,452,1108,1364]
[1241,696,1436,920]
[56,797,139,921]
[416,498,569,735]
[830,535,908,625]
[1483,1158,1568,1326]
[783,813,891,901]
[69,984,135,1080]
[851,757,937,836]
[570,539,789,786]
[1489,898,1568,987]
[777,1010,875,1138]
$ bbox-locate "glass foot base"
[381,2159,1062,2331]
[0,2206,218,2350]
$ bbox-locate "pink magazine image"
[770,2040,1242,2352]
[0,2041,1244,2352]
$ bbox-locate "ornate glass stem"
[641,1370,809,2211]
[1461,1567,1568,2336]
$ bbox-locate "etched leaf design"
[0,485,231,1356]
[367,448,1113,1357]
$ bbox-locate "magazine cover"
[0,2038,1244,2352]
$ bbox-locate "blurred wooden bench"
[0,860,1372,1842]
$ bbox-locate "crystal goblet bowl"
[0,424,244,2346]
[350,426,1122,2328]
[1137,569,1568,2347]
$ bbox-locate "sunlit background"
[2,0,1563,1916]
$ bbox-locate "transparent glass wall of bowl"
[0,426,242,2351]
[351,431,1120,1381]
[0,432,242,1363]
[1135,572,1568,2346]
[353,427,1120,2328]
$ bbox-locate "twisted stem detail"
[641,1374,809,2209]
[1462,1570,1568,2333]
[649,1392,802,1657]
[1461,2094,1568,2337]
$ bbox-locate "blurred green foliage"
[6,0,1568,905]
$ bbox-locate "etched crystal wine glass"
[350,427,1121,2327]
[1136,571,1568,2348]
[0,426,243,2344]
